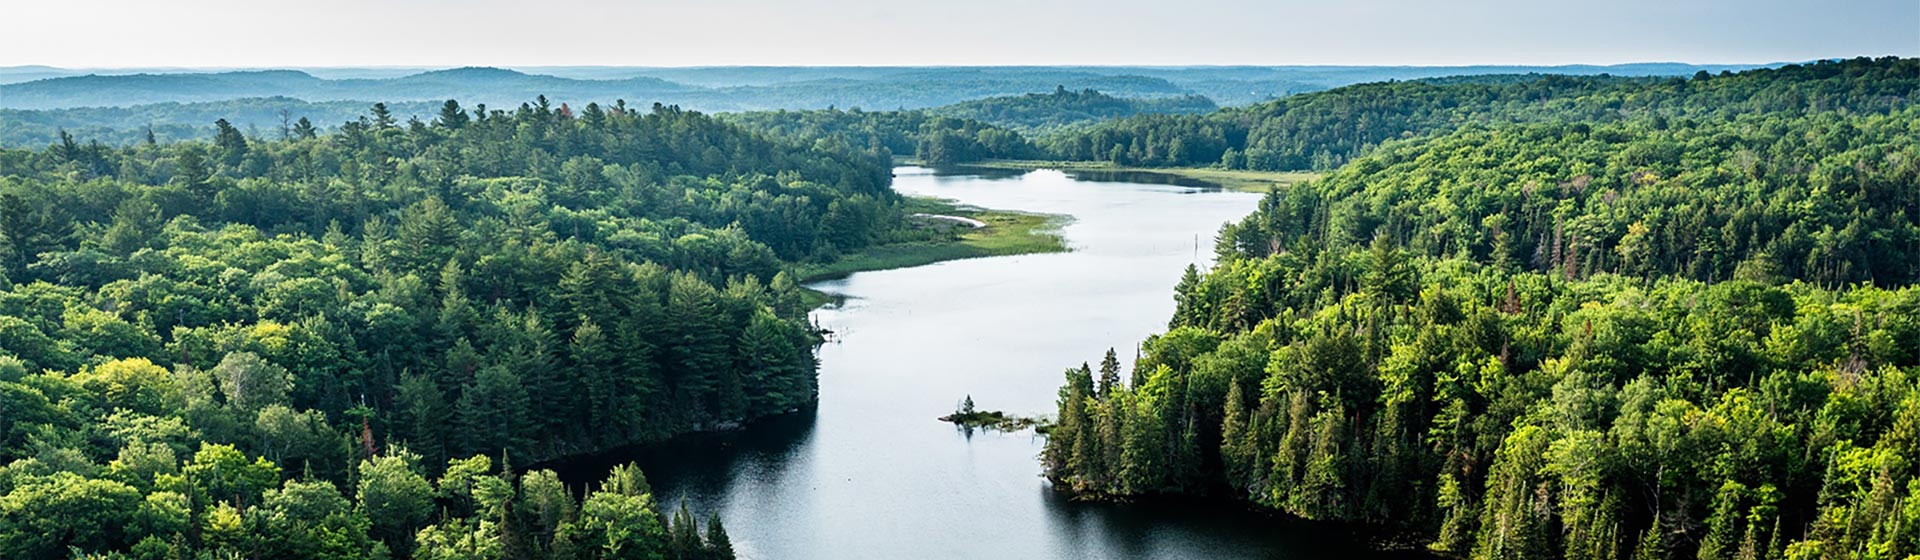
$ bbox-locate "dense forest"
[0,97,926,557]
[1044,57,1920,560]
[721,108,1038,165]
[927,87,1217,132]
[714,88,1215,165]
[0,98,447,147]
[1039,57,1920,171]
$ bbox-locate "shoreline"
[961,159,1321,193]
[795,195,1071,308]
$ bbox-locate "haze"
[5,0,1915,68]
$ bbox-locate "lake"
[581,166,1413,559]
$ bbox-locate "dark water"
[568,167,1415,559]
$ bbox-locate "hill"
[1042,57,1920,171]
[929,87,1217,131]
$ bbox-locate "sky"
[4,0,1916,68]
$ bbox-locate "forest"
[720,108,1037,165]
[1043,57,1920,560]
[0,63,1756,149]
[5,54,1917,560]
[926,87,1217,132]
[0,96,927,558]
[1037,57,1920,171]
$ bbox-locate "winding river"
[575,166,1411,559]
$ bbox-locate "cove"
[561,166,1418,560]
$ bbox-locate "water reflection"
[561,166,1403,560]
[938,164,1227,190]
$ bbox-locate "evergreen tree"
[212,118,249,166]
[292,117,317,139]
[434,99,470,130]
[704,513,735,560]
[1097,347,1122,396]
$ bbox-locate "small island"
[939,395,1050,432]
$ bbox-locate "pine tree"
[435,99,470,130]
[572,320,625,441]
[1171,264,1204,329]
[1220,380,1253,491]
[1297,402,1349,520]
[1097,348,1123,396]
[173,143,213,202]
[100,197,162,257]
[292,117,317,139]
[1364,234,1415,304]
[668,501,702,560]
[1633,514,1669,560]
[666,272,729,424]
[370,102,397,130]
[212,118,249,166]
[704,513,735,560]
[394,369,450,468]
[1700,482,1747,560]
[396,198,460,271]
[456,364,532,460]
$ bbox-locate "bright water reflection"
[573,167,1418,560]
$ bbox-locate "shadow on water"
[538,408,819,494]
[1041,489,1435,560]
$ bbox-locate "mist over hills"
[0,62,1774,147]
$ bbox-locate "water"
[570,167,1414,559]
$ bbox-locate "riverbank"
[965,159,1320,193]
[795,196,1070,307]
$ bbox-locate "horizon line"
[6,57,1895,72]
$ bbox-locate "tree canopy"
[1044,56,1920,560]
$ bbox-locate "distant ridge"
[0,62,1776,111]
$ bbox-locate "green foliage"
[0,98,855,558]
[1044,57,1920,170]
[928,87,1217,132]
[723,107,1037,165]
[1044,56,1920,560]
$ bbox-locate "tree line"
[1037,57,1920,171]
[721,107,1037,165]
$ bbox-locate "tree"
[174,141,214,201]
[705,513,735,560]
[100,197,162,257]
[0,473,148,558]
[1363,234,1415,304]
[212,351,293,412]
[1097,348,1123,396]
[357,451,435,554]
[455,364,532,459]
[254,404,336,474]
[559,463,666,560]
[1471,426,1553,560]
[394,369,451,467]
[370,103,397,130]
[257,478,377,560]
[213,118,249,166]
[292,117,318,139]
[435,100,471,130]
[183,443,281,508]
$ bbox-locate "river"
[576,166,1414,559]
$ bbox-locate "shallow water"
[575,166,1413,559]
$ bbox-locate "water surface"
[588,167,1408,559]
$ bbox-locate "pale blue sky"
[6,0,1916,67]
